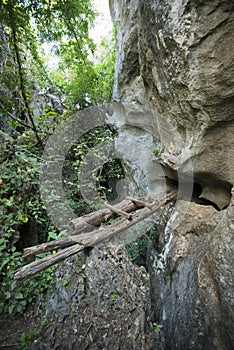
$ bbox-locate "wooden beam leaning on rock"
[13,191,177,284]
[67,191,167,233]
[126,196,154,208]
[23,191,168,260]
[104,202,132,220]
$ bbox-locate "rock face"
[149,198,234,350]
[29,86,64,125]
[30,247,164,350]
[110,0,234,209]
[109,0,234,349]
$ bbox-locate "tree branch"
[0,102,32,130]
[11,28,43,147]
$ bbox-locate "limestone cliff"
[109,0,234,349]
[110,0,234,209]
[3,2,233,349]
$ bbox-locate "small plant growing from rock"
[150,322,163,333]
[109,292,117,302]
[153,144,162,157]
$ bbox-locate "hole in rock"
[163,168,232,211]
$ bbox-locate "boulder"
[30,247,164,350]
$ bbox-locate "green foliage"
[53,34,116,108]
[98,158,124,199]
[0,0,115,121]
[20,329,38,349]
[0,233,55,314]
[0,137,44,226]
[0,0,96,126]
[109,292,117,302]
[153,143,162,157]
[126,226,157,267]
[0,133,56,314]
[150,322,163,333]
[47,226,66,241]
[0,0,118,316]
[126,236,149,267]
[0,110,121,317]
[63,125,124,213]
[0,0,95,48]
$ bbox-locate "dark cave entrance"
[163,169,232,211]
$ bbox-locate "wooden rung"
[104,202,132,220]
[126,196,153,208]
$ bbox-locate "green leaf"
[0,259,9,270]
[48,232,58,240]
[8,304,15,314]
[15,292,24,299]
[5,291,11,299]
[22,214,29,223]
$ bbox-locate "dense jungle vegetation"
[0,0,118,314]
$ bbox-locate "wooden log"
[23,236,84,259]
[14,243,85,283]
[13,191,177,283]
[104,202,132,219]
[126,196,153,208]
[23,191,168,259]
[67,191,167,232]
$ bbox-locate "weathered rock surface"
[149,198,234,350]
[29,247,164,350]
[109,0,234,349]
[29,86,64,125]
[110,0,234,209]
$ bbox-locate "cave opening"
[164,173,232,211]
